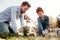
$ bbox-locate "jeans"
[0,22,9,33]
[0,22,14,33]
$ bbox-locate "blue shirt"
[0,6,23,33]
[37,15,49,30]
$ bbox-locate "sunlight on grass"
[6,36,60,40]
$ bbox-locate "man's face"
[21,5,29,13]
[37,11,44,18]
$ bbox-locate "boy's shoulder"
[44,15,49,20]
[44,15,49,18]
[45,15,48,17]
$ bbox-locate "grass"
[0,31,60,40]
[5,36,60,40]
[0,33,60,40]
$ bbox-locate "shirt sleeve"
[37,17,43,31]
[45,16,49,29]
[10,7,18,33]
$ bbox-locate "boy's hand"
[42,29,48,35]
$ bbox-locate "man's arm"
[10,7,18,33]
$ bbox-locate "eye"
[25,8,28,10]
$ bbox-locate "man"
[36,7,49,36]
[0,1,31,34]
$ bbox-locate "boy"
[36,7,49,36]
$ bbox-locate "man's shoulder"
[10,6,20,12]
[10,6,20,9]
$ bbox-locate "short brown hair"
[21,1,31,7]
[36,7,44,13]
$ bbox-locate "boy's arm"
[45,16,49,30]
[37,17,43,31]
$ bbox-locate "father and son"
[0,1,49,36]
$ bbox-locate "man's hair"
[21,1,31,7]
[36,7,44,13]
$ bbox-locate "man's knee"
[0,22,9,33]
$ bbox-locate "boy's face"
[21,5,29,13]
[37,11,44,18]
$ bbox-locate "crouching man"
[0,1,31,35]
[36,7,49,36]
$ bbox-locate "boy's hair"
[21,1,31,7]
[36,7,44,13]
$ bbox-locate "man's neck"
[20,9,23,14]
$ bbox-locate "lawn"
[0,31,60,40]
[4,36,60,40]
[0,35,60,40]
